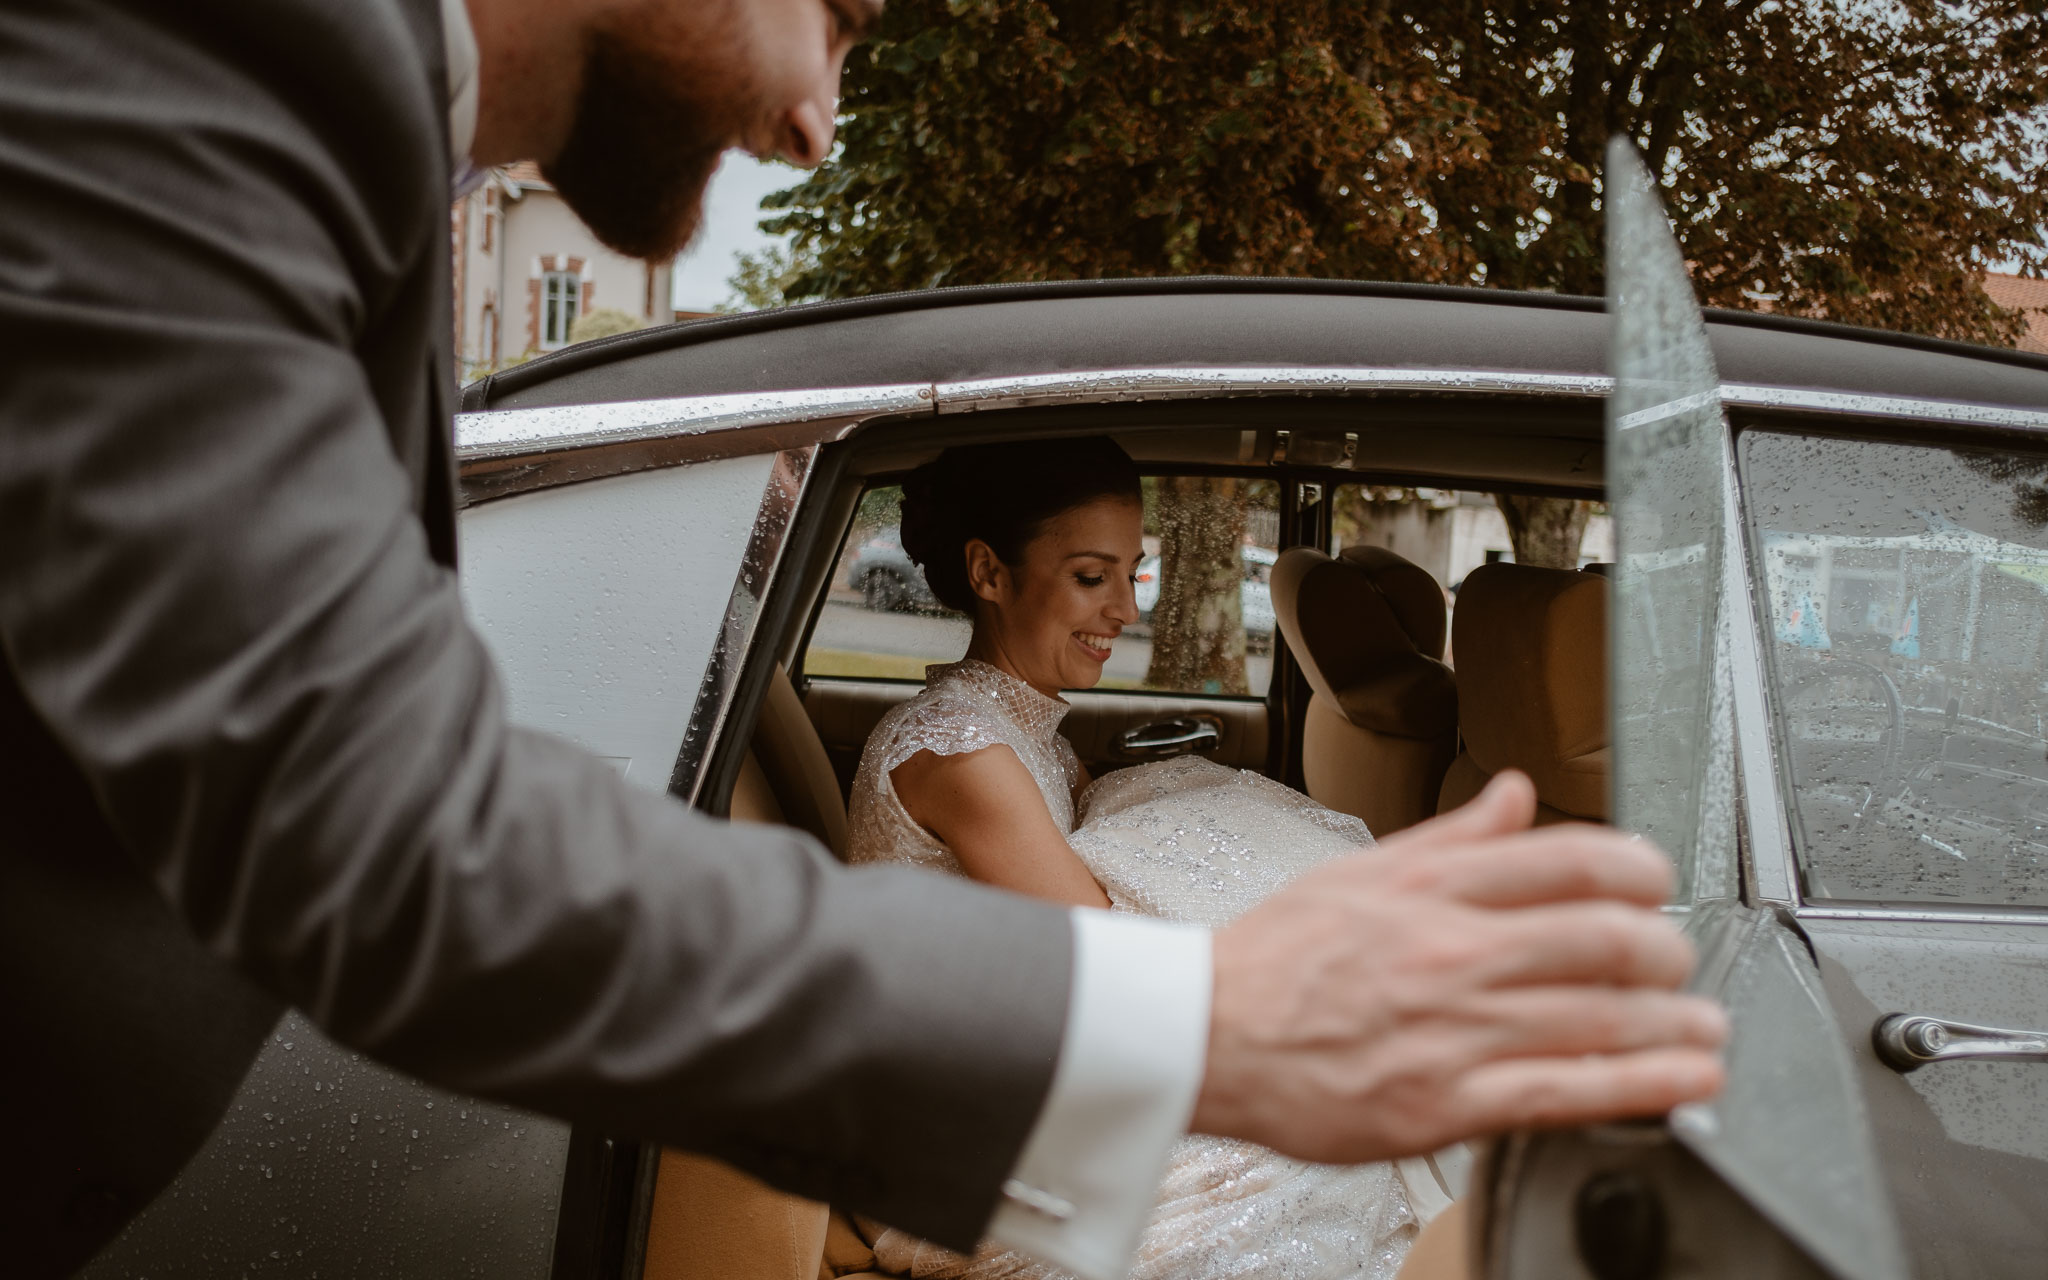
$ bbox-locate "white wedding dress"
[846,659,1443,1280]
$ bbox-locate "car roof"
[462,277,2048,416]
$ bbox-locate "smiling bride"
[845,439,1437,1280]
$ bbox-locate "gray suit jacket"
[0,2,1070,1273]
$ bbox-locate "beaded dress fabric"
[846,659,1418,1280]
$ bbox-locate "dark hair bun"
[898,438,1141,615]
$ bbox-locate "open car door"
[1473,140,1909,1280]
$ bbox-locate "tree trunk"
[1495,495,1594,569]
[1144,476,1249,695]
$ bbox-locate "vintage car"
[85,170,2048,1280]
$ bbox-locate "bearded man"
[0,2,1724,1276]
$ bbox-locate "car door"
[1741,424,2048,1277]
[1478,140,1907,1280]
[80,434,798,1278]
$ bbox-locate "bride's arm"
[892,746,1113,910]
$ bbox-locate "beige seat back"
[1436,562,1609,824]
[747,664,849,858]
[1273,545,1458,836]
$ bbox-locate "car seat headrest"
[1273,545,1456,737]
[1451,562,1609,817]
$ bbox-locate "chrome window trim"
[455,370,2048,494]
[456,385,935,460]
[1795,905,2048,928]
[1721,428,1797,906]
[1719,384,2048,433]
[455,385,930,506]
[668,447,820,803]
[929,367,1616,412]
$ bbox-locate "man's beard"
[542,27,743,262]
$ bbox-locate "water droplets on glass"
[1603,137,1738,904]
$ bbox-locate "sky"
[670,154,801,314]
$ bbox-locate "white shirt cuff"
[987,909,1211,1280]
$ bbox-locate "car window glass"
[1745,430,2048,908]
[807,477,1279,696]
[1327,486,1615,668]
[1603,140,1739,906]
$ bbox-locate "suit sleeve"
[0,0,1068,1248]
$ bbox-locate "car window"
[1744,430,2048,908]
[1328,486,1614,577]
[1602,140,1740,906]
[807,476,1280,696]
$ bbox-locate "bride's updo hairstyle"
[899,438,1142,616]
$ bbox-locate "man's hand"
[1191,770,1727,1163]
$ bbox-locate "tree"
[1398,0,2048,339]
[1496,493,1593,570]
[722,243,822,312]
[567,308,645,343]
[1145,477,1252,694]
[766,0,2047,617]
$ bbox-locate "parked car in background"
[1133,545,1277,649]
[845,526,940,612]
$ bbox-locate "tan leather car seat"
[737,664,849,858]
[1436,562,1609,824]
[1273,545,1459,836]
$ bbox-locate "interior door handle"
[1115,716,1223,761]
[1872,1013,2048,1072]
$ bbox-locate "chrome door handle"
[1872,1013,2048,1072]
[1115,716,1223,761]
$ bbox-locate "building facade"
[1984,272,2048,356]
[450,163,677,382]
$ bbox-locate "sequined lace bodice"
[845,663,1423,1280]
[847,659,1085,877]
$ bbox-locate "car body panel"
[81,1011,566,1280]
[1803,918,2048,1277]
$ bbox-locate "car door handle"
[1872,1013,2048,1072]
[1115,716,1223,761]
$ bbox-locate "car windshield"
[1745,431,2048,908]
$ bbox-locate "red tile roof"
[501,160,551,190]
[1984,272,2048,355]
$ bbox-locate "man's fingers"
[1474,902,1697,989]
[1449,988,1729,1061]
[1450,1046,1726,1135]
[1382,769,1538,851]
[1414,826,1677,909]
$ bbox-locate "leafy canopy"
[761,0,2046,344]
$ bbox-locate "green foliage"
[722,243,823,312]
[767,0,2046,345]
[567,308,645,343]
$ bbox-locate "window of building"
[541,270,579,348]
